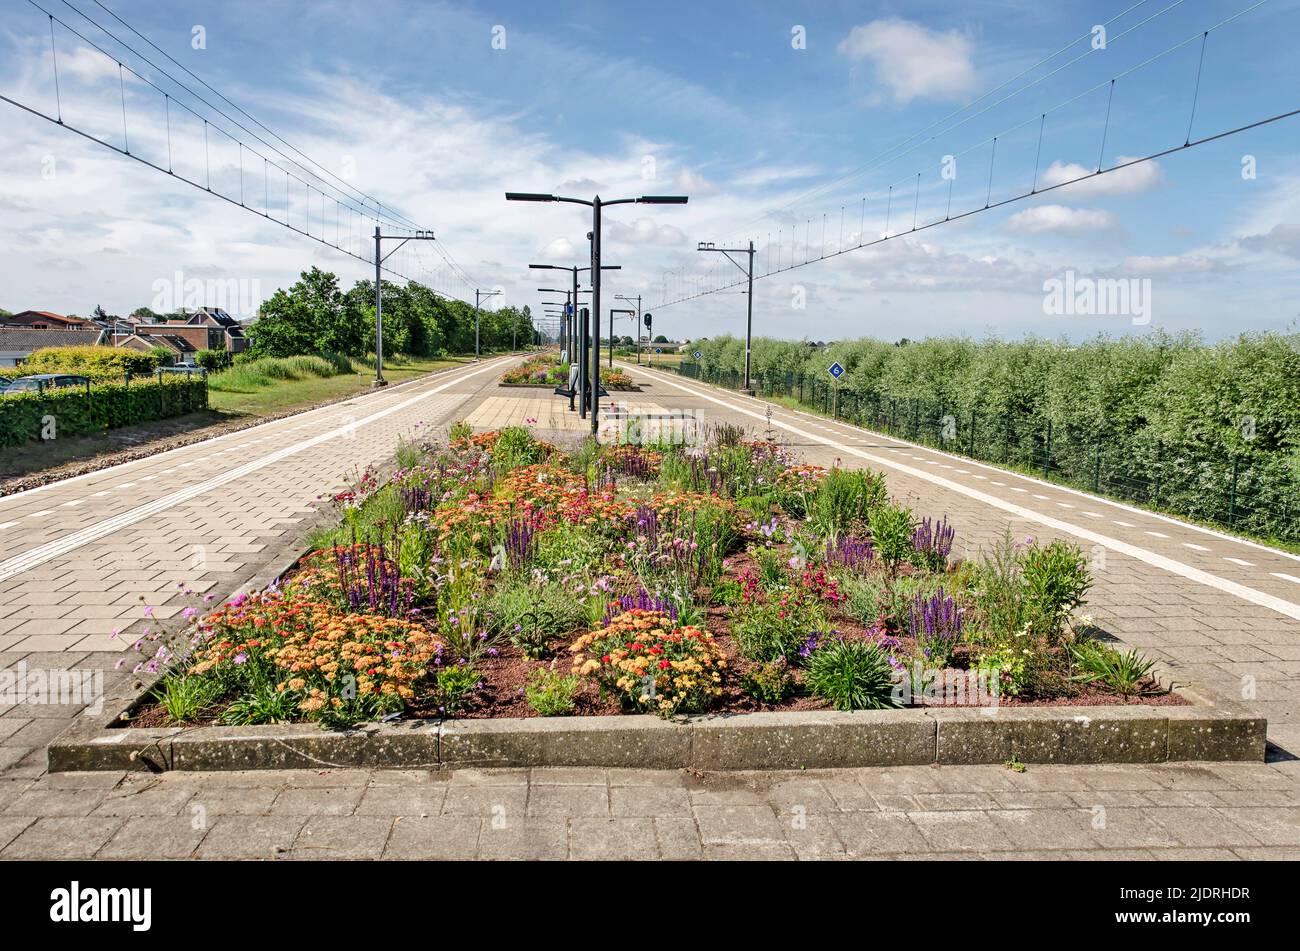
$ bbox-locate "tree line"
[246,267,535,359]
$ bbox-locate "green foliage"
[740,658,796,704]
[0,376,208,448]
[809,467,886,540]
[805,639,901,711]
[217,684,300,726]
[19,345,159,380]
[152,674,220,723]
[435,664,480,717]
[688,331,1300,544]
[868,502,915,575]
[449,420,473,443]
[1068,639,1161,695]
[731,587,826,663]
[524,667,581,716]
[1020,539,1092,639]
[486,579,589,659]
[194,349,233,372]
[207,353,352,392]
[490,426,548,471]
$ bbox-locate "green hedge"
[19,345,160,381]
[0,377,208,448]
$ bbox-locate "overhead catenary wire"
[653,0,1281,311]
[4,0,479,303]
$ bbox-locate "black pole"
[590,199,602,435]
[743,239,754,395]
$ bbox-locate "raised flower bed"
[499,353,637,390]
[123,422,1189,735]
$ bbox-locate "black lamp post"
[509,193,687,434]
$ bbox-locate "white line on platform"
[637,366,1300,622]
[0,359,506,583]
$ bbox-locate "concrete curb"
[49,699,1265,773]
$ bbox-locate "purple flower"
[233,652,248,665]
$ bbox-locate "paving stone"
[269,786,364,816]
[476,816,568,860]
[526,783,609,817]
[291,816,393,860]
[569,817,658,860]
[357,785,447,817]
[382,815,480,860]
[654,816,703,860]
[2,816,122,858]
[195,816,307,859]
[609,786,690,817]
[692,803,785,846]
[98,816,209,859]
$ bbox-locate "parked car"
[159,364,207,376]
[0,375,12,393]
[0,373,91,395]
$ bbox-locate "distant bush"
[207,353,356,392]
[194,349,233,372]
[19,346,158,381]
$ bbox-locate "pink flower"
[143,605,155,618]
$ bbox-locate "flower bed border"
[49,421,1264,774]
[496,382,642,391]
[48,692,1264,772]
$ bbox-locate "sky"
[0,0,1297,345]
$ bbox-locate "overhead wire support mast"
[373,228,437,387]
[696,240,756,394]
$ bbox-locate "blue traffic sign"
[692,350,702,360]
[654,348,663,354]
[828,361,844,379]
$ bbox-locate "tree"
[130,306,161,323]
[653,334,669,343]
[248,267,365,358]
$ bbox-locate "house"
[116,333,198,364]
[131,324,210,353]
[0,311,93,331]
[183,307,248,353]
[0,327,106,367]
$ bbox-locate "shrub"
[486,579,589,659]
[1020,539,1092,641]
[20,345,158,380]
[730,586,827,663]
[740,658,796,704]
[152,674,220,723]
[490,425,549,471]
[869,502,916,575]
[525,666,581,716]
[805,638,901,711]
[194,349,233,372]
[570,609,725,717]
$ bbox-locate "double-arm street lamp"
[697,239,756,395]
[528,262,619,420]
[537,286,590,357]
[508,192,688,434]
[372,227,436,386]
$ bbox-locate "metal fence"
[676,362,1300,546]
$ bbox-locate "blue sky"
[1,0,1297,342]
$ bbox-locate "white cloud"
[1038,158,1164,197]
[838,19,978,105]
[1119,254,1217,275]
[1006,204,1117,234]
[1238,223,1300,260]
[539,237,577,261]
